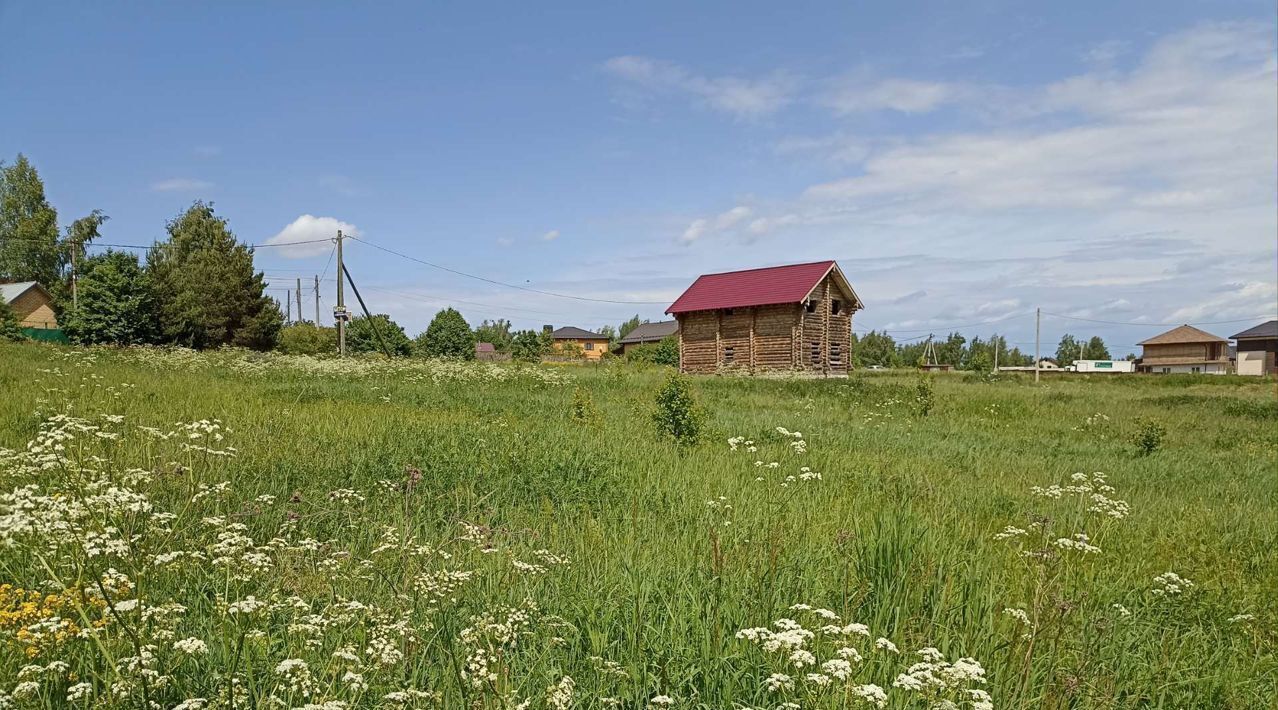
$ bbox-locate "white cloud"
[679,205,753,243]
[265,215,359,258]
[603,55,795,117]
[822,78,964,114]
[151,178,213,192]
[1167,281,1278,322]
[496,237,515,247]
[542,229,560,241]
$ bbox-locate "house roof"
[475,342,496,353]
[617,320,678,345]
[1230,320,1278,340]
[551,326,607,340]
[1136,324,1227,346]
[666,260,863,315]
[1,281,45,305]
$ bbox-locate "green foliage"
[347,313,413,356]
[652,372,703,446]
[511,329,547,362]
[914,376,935,416]
[627,335,679,367]
[570,386,598,424]
[474,318,514,352]
[556,339,585,360]
[145,202,282,350]
[1131,417,1166,456]
[417,308,475,360]
[277,322,337,356]
[1055,334,1081,368]
[1084,336,1111,360]
[0,301,24,341]
[617,314,644,340]
[61,250,155,346]
[0,154,60,287]
[52,210,109,311]
[852,330,898,368]
[597,324,618,349]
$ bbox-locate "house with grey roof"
[614,320,678,354]
[1231,320,1277,376]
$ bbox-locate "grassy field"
[0,341,1275,709]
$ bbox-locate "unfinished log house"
[666,261,863,376]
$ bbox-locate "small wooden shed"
[666,260,863,376]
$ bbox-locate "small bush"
[652,373,703,446]
[1131,417,1166,456]
[277,322,337,355]
[914,376,935,417]
[570,386,598,424]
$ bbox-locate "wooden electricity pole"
[993,334,999,373]
[1034,308,1041,383]
[295,278,303,323]
[314,275,321,325]
[336,230,346,355]
[70,243,78,309]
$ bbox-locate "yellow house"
[2,281,59,329]
[550,326,609,360]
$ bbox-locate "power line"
[2,236,336,250]
[1041,311,1274,327]
[855,311,1031,335]
[349,237,669,306]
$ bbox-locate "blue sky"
[2,1,1275,354]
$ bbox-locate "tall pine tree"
[146,202,282,350]
[62,250,156,346]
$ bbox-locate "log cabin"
[666,260,863,376]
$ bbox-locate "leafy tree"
[1055,334,1081,367]
[473,318,514,352]
[852,330,897,367]
[1083,336,1111,360]
[0,154,60,286]
[54,210,108,311]
[511,329,548,362]
[347,313,412,356]
[146,202,282,350]
[0,301,24,341]
[618,314,644,340]
[627,335,679,366]
[277,322,337,355]
[935,332,967,367]
[417,307,475,359]
[598,324,618,349]
[61,250,156,346]
[652,373,703,446]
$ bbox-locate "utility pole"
[993,334,999,373]
[296,278,303,323]
[285,296,291,322]
[70,242,78,310]
[1034,308,1041,383]
[314,275,321,325]
[336,230,346,355]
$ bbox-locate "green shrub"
[914,376,935,417]
[0,302,24,342]
[277,322,337,355]
[627,335,679,367]
[417,307,476,360]
[347,313,413,356]
[511,330,548,362]
[652,373,703,446]
[570,386,598,424]
[1131,417,1166,456]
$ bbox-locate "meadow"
[0,341,1274,709]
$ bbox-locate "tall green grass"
[0,342,1274,708]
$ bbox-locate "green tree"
[54,210,109,311]
[598,324,618,349]
[618,314,644,339]
[474,318,514,352]
[146,202,282,350]
[347,313,412,356]
[1083,336,1111,360]
[936,332,967,367]
[61,250,156,346]
[852,330,897,367]
[1055,334,1081,367]
[277,322,337,355]
[0,301,24,341]
[652,373,703,446]
[511,329,548,362]
[628,335,679,366]
[0,154,60,287]
[417,307,476,359]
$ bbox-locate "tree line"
[851,329,1117,370]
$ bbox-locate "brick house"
[1,281,59,329]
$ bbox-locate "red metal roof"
[667,260,847,314]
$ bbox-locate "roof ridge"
[694,260,834,278]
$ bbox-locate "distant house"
[1038,358,1061,370]
[1074,359,1135,373]
[549,326,610,360]
[615,320,678,354]
[1136,325,1229,374]
[1,281,58,329]
[475,342,508,362]
[1230,320,1277,376]
[666,260,863,376]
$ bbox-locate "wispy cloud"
[264,215,356,258]
[602,56,796,118]
[542,229,560,241]
[151,178,213,192]
[821,77,967,114]
[319,174,363,197]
